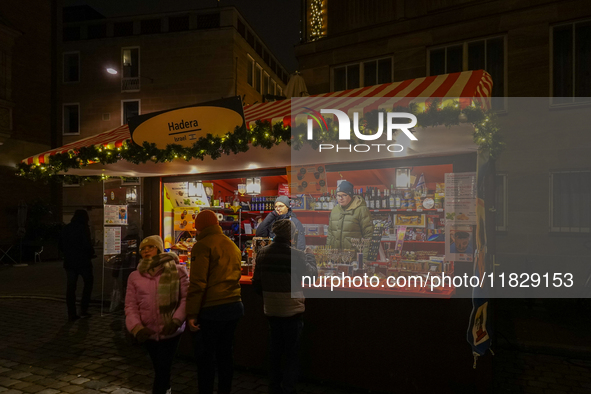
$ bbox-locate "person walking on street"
[186,210,244,394]
[252,219,318,394]
[61,209,95,321]
[125,235,189,394]
[256,196,306,250]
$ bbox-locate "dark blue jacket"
[255,210,306,251]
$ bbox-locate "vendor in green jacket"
[326,181,374,260]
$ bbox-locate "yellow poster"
[174,208,200,231]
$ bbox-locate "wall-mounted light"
[246,177,261,195]
[106,68,118,75]
[395,168,411,189]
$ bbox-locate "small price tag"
[406,209,413,212]
[417,209,423,212]
[374,210,379,213]
[437,209,444,212]
[391,209,397,212]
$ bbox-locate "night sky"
[63,0,302,73]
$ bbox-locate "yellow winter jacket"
[186,225,242,317]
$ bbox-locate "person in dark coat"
[61,209,95,321]
[252,219,317,394]
[256,196,306,250]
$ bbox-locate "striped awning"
[23,70,492,166]
[244,69,492,129]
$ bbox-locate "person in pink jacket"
[125,235,189,394]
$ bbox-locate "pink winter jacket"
[125,263,189,341]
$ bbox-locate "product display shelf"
[294,208,444,214]
[381,240,444,244]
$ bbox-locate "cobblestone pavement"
[0,299,352,394]
[492,349,591,394]
[2,298,591,394]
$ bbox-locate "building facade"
[59,5,290,237]
[296,0,591,281]
[0,0,60,261]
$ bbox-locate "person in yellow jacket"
[187,210,243,394]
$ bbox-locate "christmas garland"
[16,99,503,184]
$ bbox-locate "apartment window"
[237,19,246,38]
[263,72,270,95]
[333,57,392,91]
[169,15,190,32]
[495,174,508,231]
[63,104,79,135]
[271,80,276,95]
[255,40,263,57]
[277,86,282,97]
[141,19,161,35]
[552,20,591,105]
[246,29,255,48]
[429,36,506,110]
[247,55,254,87]
[255,64,262,93]
[122,100,140,125]
[196,13,220,29]
[63,52,79,83]
[87,24,107,39]
[270,59,277,74]
[63,26,81,41]
[550,171,591,232]
[114,21,134,37]
[122,47,140,91]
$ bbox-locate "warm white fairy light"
[310,0,325,41]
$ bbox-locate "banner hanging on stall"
[128,96,246,149]
[467,149,493,364]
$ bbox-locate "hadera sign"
[305,109,417,152]
[128,97,245,149]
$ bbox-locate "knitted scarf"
[137,252,180,327]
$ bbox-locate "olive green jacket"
[326,195,374,258]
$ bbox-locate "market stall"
[21,69,498,392]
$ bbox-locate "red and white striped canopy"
[23,70,492,166]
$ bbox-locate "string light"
[310,0,325,41]
[16,104,503,184]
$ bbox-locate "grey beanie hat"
[275,195,291,208]
[336,180,354,196]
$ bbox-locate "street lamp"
[106,68,118,75]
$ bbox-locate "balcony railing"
[122,77,140,92]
